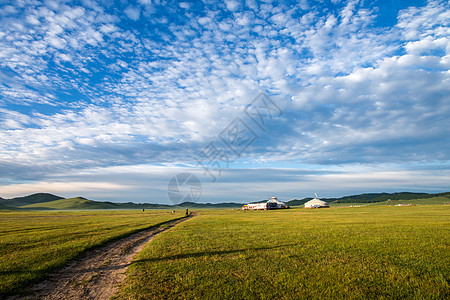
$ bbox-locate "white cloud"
[124,6,140,21]
[26,15,41,25]
[0,181,130,199]
[404,36,448,55]
[0,0,449,201]
[225,0,241,12]
[48,36,66,48]
[179,2,190,9]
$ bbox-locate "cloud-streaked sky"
[1,0,449,204]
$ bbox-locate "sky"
[0,0,449,204]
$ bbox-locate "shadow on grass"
[132,243,299,265]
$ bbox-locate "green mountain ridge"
[0,194,245,210]
[0,203,17,210]
[1,193,64,207]
[286,198,313,206]
[285,192,450,206]
[21,197,120,210]
[1,192,449,210]
[174,202,244,208]
[326,192,450,204]
[17,197,173,210]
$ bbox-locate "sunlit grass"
[0,210,184,295]
[117,206,450,299]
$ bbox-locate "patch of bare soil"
[9,215,192,300]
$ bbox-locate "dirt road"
[10,215,192,300]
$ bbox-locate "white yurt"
[304,195,329,208]
[243,197,289,210]
[266,197,289,209]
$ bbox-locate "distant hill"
[19,198,245,210]
[1,192,448,210]
[285,192,450,206]
[1,193,64,207]
[370,195,450,206]
[330,192,449,204]
[21,197,120,210]
[174,202,244,208]
[0,203,17,210]
[0,192,247,210]
[20,197,174,210]
[287,198,313,206]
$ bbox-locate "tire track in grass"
[8,214,194,300]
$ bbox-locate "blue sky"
[0,0,449,204]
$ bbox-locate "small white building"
[242,197,289,210]
[244,202,267,210]
[304,195,329,208]
[267,197,289,209]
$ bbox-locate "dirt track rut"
[10,215,192,300]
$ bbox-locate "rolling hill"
[329,192,441,204]
[0,203,17,210]
[18,196,174,210]
[0,193,64,207]
[21,197,121,210]
[287,198,313,206]
[1,192,448,210]
[174,202,245,208]
[370,195,450,206]
[0,194,159,210]
[287,192,450,205]
[20,198,245,210]
[0,193,247,210]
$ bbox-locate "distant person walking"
[185,208,189,216]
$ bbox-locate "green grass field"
[1,206,449,298]
[328,195,450,207]
[376,196,450,206]
[0,210,184,295]
[19,197,116,210]
[117,206,450,299]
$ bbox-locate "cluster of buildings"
[242,195,329,210]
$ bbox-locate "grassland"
[328,195,450,207]
[375,196,450,206]
[117,206,450,299]
[19,197,118,210]
[0,203,16,210]
[0,210,184,295]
